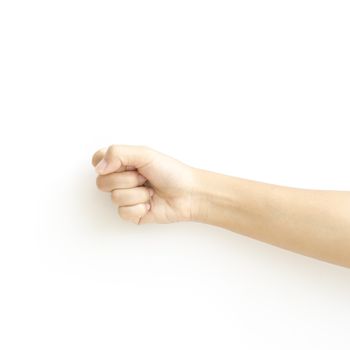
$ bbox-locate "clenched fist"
[92,145,197,225]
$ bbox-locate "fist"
[92,145,197,225]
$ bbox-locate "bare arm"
[191,169,350,267]
[92,145,350,268]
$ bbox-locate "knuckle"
[107,144,120,159]
[110,144,119,153]
[118,206,131,221]
[96,176,104,190]
[111,190,121,203]
[118,206,141,224]
[117,206,126,219]
[109,174,120,188]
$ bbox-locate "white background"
[1,1,350,349]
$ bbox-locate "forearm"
[191,168,350,267]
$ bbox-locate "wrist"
[188,168,209,222]
[188,168,238,224]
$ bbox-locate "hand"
[92,145,197,224]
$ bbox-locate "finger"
[96,171,147,192]
[118,203,151,224]
[91,148,107,167]
[92,147,136,173]
[95,145,155,175]
[111,186,154,207]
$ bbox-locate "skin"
[92,145,350,268]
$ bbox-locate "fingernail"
[149,188,154,197]
[145,203,151,210]
[95,159,108,174]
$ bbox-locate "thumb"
[95,145,155,175]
